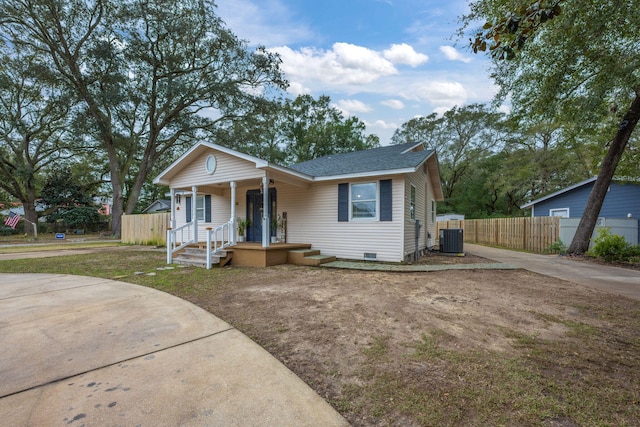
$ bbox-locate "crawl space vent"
[364,253,377,261]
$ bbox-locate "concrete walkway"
[0,273,349,427]
[464,243,640,300]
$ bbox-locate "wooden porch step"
[288,249,336,266]
[174,247,233,268]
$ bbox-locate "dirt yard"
[176,254,640,426]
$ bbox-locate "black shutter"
[338,183,349,222]
[185,196,192,222]
[205,195,211,222]
[380,179,392,221]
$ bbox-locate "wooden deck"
[229,242,312,267]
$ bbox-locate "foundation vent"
[364,253,377,261]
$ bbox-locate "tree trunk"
[110,182,124,239]
[567,93,640,255]
[22,185,39,236]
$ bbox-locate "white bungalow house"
[153,141,443,267]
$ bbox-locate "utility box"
[440,228,464,254]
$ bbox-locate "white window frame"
[410,184,416,221]
[549,208,569,218]
[431,200,436,224]
[196,195,206,221]
[350,182,378,221]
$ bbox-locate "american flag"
[4,211,21,229]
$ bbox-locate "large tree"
[214,94,380,165]
[392,104,506,202]
[0,0,286,237]
[281,95,379,164]
[0,42,76,231]
[464,0,640,254]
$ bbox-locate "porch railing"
[167,222,195,264]
[206,221,233,269]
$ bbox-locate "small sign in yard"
[55,233,65,240]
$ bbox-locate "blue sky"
[215,0,496,145]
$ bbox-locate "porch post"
[230,181,236,245]
[262,176,269,248]
[170,188,176,229]
[192,186,198,242]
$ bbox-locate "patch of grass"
[0,250,238,298]
[350,330,566,426]
[0,241,121,254]
[362,335,390,360]
[412,332,444,359]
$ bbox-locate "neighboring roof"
[142,199,171,213]
[289,142,434,177]
[520,177,597,209]
[520,177,640,209]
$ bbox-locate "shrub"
[545,239,567,254]
[589,227,635,262]
[0,225,19,235]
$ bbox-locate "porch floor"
[229,242,312,267]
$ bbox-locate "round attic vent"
[205,154,217,175]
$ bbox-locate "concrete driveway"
[0,273,348,427]
[465,243,640,300]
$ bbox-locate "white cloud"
[334,99,372,116]
[402,80,468,109]
[439,46,472,63]
[381,99,405,110]
[383,43,429,67]
[271,43,398,90]
[287,81,311,96]
[365,119,399,130]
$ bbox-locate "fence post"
[167,228,172,264]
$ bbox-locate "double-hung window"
[196,195,205,221]
[351,182,377,219]
[186,194,211,223]
[338,180,391,222]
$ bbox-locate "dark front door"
[246,189,276,242]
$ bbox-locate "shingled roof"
[288,142,434,177]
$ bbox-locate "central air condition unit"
[439,228,464,254]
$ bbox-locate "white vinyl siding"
[404,169,434,257]
[171,151,265,188]
[277,179,404,262]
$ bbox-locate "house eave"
[153,141,275,186]
[310,168,418,182]
[520,177,597,209]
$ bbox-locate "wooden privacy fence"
[436,217,561,253]
[121,213,170,245]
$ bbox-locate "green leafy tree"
[463,0,640,254]
[38,167,100,231]
[211,97,288,164]
[0,0,286,237]
[281,95,379,164]
[503,118,593,202]
[0,42,76,231]
[392,104,506,203]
